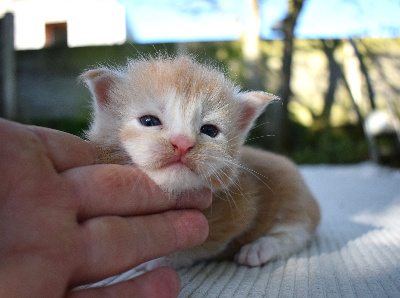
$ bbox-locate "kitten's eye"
[139,115,162,127]
[201,124,219,138]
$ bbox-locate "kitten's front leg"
[235,237,277,267]
[234,223,312,267]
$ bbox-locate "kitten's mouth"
[165,161,192,171]
[155,153,196,173]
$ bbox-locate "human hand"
[0,118,211,298]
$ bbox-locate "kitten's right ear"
[80,68,122,107]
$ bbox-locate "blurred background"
[1,0,399,166]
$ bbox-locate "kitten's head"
[82,55,276,194]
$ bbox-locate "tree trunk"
[313,39,341,130]
[349,38,376,110]
[240,0,264,91]
[0,13,17,120]
[274,0,305,153]
[341,39,368,123]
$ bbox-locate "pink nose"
[170,135,195,156]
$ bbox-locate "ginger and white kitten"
[81,55,320,268]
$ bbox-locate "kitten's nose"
[170,134,195,156]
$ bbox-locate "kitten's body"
[82,55,320,268]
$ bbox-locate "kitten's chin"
[145,167,206,194]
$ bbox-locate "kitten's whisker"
[205,162,242,216]
[226,131,275,144]
[223,117,273,144]
[216,160,257,212]
[208,155,275,196]
[203,155,257,216]
[210,169,236,214]
[213,102,231,112]
[245,135,275,142]
[233,162,275,195]
[249,120,271,132]
[225,131,243,143]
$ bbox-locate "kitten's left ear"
[80,68,122,107]
[237,91,278,132]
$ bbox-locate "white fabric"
[93,162,400,297]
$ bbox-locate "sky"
[117,0,400,43]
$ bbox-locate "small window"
[45,22,67,47]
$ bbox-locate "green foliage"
[31,117,90,139]
[245,115,370,164]
[287,123,370,164]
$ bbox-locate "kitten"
[81,55,320,268]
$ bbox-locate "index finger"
[0,118,97,172]
[63,164,212,220]
[27,124,97,172]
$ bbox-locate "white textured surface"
[97,162,400,297]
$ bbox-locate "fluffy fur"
[81,55,320,268]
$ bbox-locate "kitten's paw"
[235,237,278,267]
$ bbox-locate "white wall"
[0,0,126,50]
